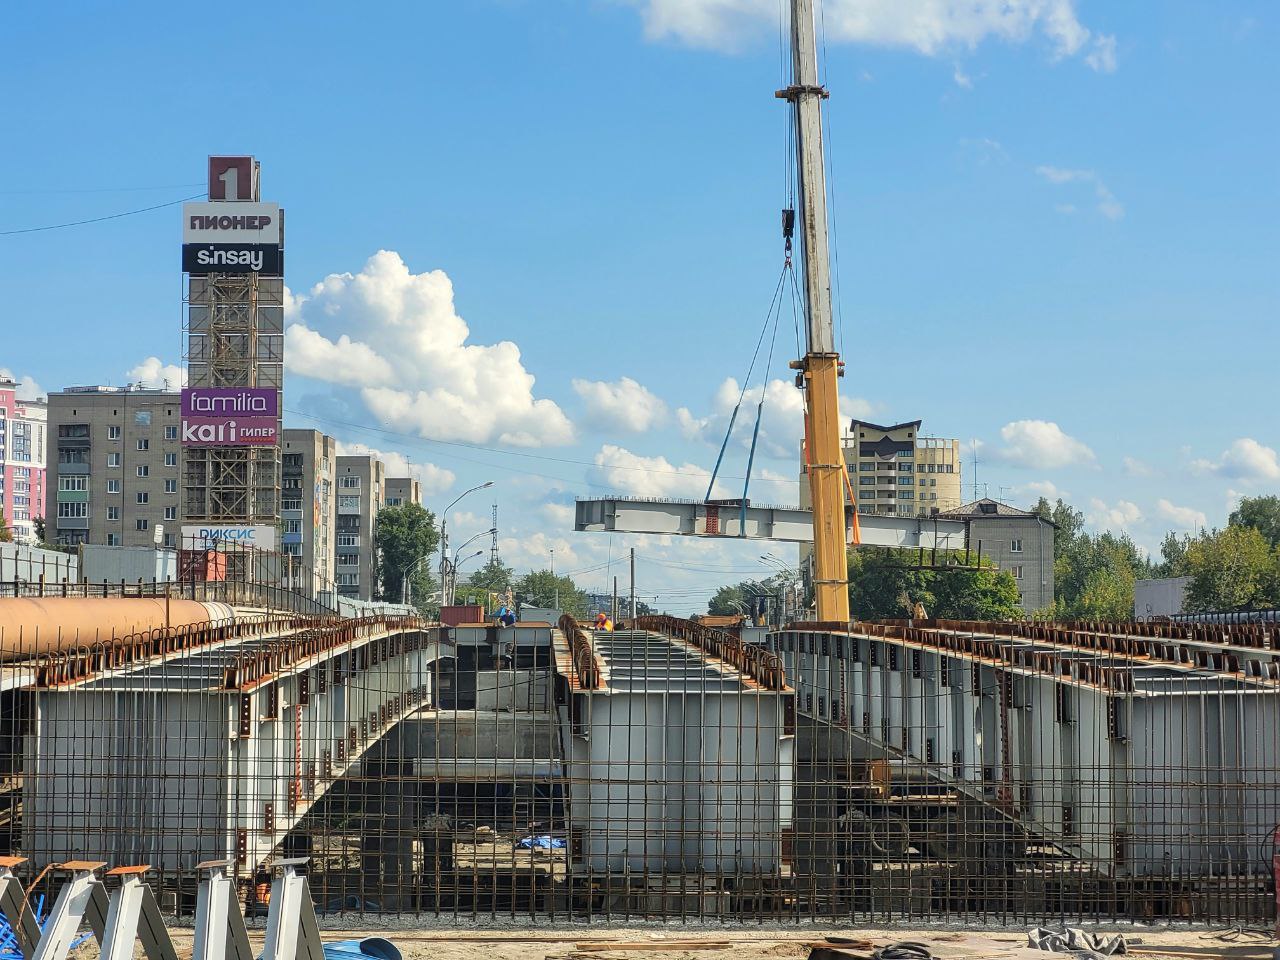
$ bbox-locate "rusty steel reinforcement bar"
[629,614,787,691]
[31,614,430,689]
[784,618,1280,692]
[222,616,433,691]
[559,613,602,690]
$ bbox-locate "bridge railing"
[628,614,787,690]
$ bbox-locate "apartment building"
[938,499,1056,613]
[281,429,336,596]
[800,418,963,519]
[335,454,386,601]
[47,387,182,548]
[384,477,421,508]
[0,378,47,543]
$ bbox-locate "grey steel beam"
[575,497,966,549]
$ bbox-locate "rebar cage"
[0,603,1277,926]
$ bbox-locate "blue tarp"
[323,939,402,960]
[516,835,566,850]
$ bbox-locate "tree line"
[702,495,1280,622]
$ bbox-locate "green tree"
[1229,495,1280,549]
[847,548,1022,621]
[373,503,440,613]
[1032,498,1084,562]
[469,558,514,594]
[1184,526,1280,612]
[0,525,11,543]
[516,568,587,618]
[708,584,749,616]
[1154,531,1194,578]
[33,516,47,544]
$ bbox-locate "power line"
[0,182,205,196]
[0,193,205,236]
[287,406,804,488]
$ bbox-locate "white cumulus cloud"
[622,0,1116,71]
[1121,456,1153,477]
[572,376,668,432]
[589,444,724,499]
[1192,438,1280,484]
[286,251,574,448]
[333,440,455,497]
[1036,165,1125,220]
[126,357,187,390]
[1156,498,1207,532]
[677,377,875,461]
[994,419,1095,469]
[0,368,43,401]
[1088,497,1142,532]
[1015,479,1066,502]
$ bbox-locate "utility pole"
[629,548,636,622]
[781,0,850,623]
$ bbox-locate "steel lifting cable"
[703,264,790,501]
[740,274,786,530]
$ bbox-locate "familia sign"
[181,387,279,446]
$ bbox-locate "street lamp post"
[760,554,798,623]
[439,481,494,607]
[402,554,431,606]
[449,528,496,605]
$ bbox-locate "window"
[1011,539,1024,553]
[137,438,149,451]
[898,463,913,472]
[136,465,149,478]
[897,450,914,459]
[107,453,121,467]
[1011,565,1024,580]
[164,426,178,440]
[859,476,875,486]
[58,449,88,465]
[338,495,359,510]
[108,425,121,440]
[282,498,302,511]
[164,479,177,493]
[898,476,913,485]
[107,479,121,494]
[284,520,302,534]
[337,573,360,587]
[898,490,914,500]
[58,476,88,492]
[58,424,89,439]
[107,506,120,521]
[164,506,177,521]
[164,534,175,548]
[339,475,361,489]
[57,502,88,518]
[858,504,874,514]
[337,534,359,547]
[134,411,151,426]
[859,462,875,472]
[164,452,177,467]
[136,492,149,504]
[136,518,149,531]
[107,533,120,546]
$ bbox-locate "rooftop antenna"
[969,438,982,501]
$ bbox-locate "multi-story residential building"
[281,429,336,596]
[938,498,1056,613]
[384,477,421,508]
[47,387,182,548]
[0,378,47,543]
[800,418,963,519]
[335,454,385,601]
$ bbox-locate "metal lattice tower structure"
[182,160,283,529]
[490,502,499,566]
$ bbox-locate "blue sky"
[2,2,1276,613]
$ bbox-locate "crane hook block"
[782,209,795,240]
